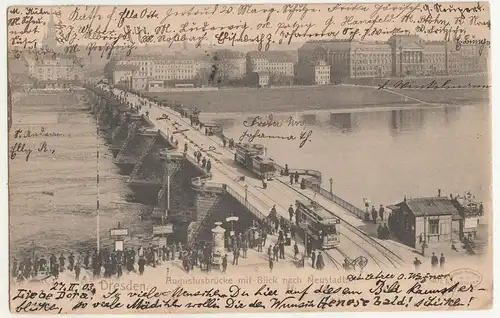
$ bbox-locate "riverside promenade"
[95,84,414,271]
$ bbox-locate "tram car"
[234,143,277,180]
[296,200,341,249]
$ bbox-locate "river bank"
[9,91,152,258]
[145,83,488,114]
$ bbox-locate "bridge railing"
[274,162,322,184]
[191,175,226,194]
[108,85,363,223]
[306,180,364,217]
[223,185,267,221]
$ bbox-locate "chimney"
[438,189,441,197]
[404,194,407,202]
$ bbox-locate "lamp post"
[329,178,333,195]
[244,184,248,203]
[96,96,101,253]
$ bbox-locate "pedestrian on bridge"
[273,244,279,262]
[294,242,299,259]
[206,159,212,173]
[294,172,299,183]
[431,252,439,270]
[311,250,316,269]
[379,204,385,221]
[279,242,285,259]
[290,174,294,185]
[222,254,228,273]
[371,205,378,224]
[439,253,446,270]
[413,257,422,271]
[316,252,324,270]
[232,248,240,266]
[202,157,207,168]
[288,205,294,221]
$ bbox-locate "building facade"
[296,60,331,85]
[246,51,295,79]
[298,35,488,79]
[27,55,84,87]
[248,72,270,87]
[388,197,459,249]
[116,54,213,90]
[113,65,137,86]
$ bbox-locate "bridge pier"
[114,116,156,175]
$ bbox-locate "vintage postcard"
[7,1,492,314]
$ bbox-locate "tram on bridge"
[234,143,277,180]
[296,200,341,249]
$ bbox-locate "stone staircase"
[187,193,222,246]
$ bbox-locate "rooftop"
[396,197,460,217]
[115,65,138,71]
[247,51,295,63]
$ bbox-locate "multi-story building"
[423,41,448,75]
[248,72,270,87]
[296,60,331,85]
[246,51,295,77]
[113,65,137,87]
[22,12,83,89]
[27,55,84,88]
[298,35,488,79]
[116,54,212,90]
[351,41,392,78]
[298,40,351,81]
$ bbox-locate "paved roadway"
[106,85,410,270]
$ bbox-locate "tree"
[208,52,240,86]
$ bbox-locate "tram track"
[277,179,406,269]
[119,89,406,269]
[261,181,392,269]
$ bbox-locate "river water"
[9,91,151,257]
[9,90,490,256]
[202,105,491,211]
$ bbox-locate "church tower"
[42,11,57,48]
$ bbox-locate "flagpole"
[96,96,101,252]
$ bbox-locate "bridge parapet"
[307,181,365,217]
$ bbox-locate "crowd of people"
[10,242,199,283]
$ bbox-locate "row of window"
[353,66,389,71]
[123,60,197,65]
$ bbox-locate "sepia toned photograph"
[7,1,492,314]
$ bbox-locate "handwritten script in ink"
[239,115,313,148]
[7,3,491,60]
[10,270,489,313]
